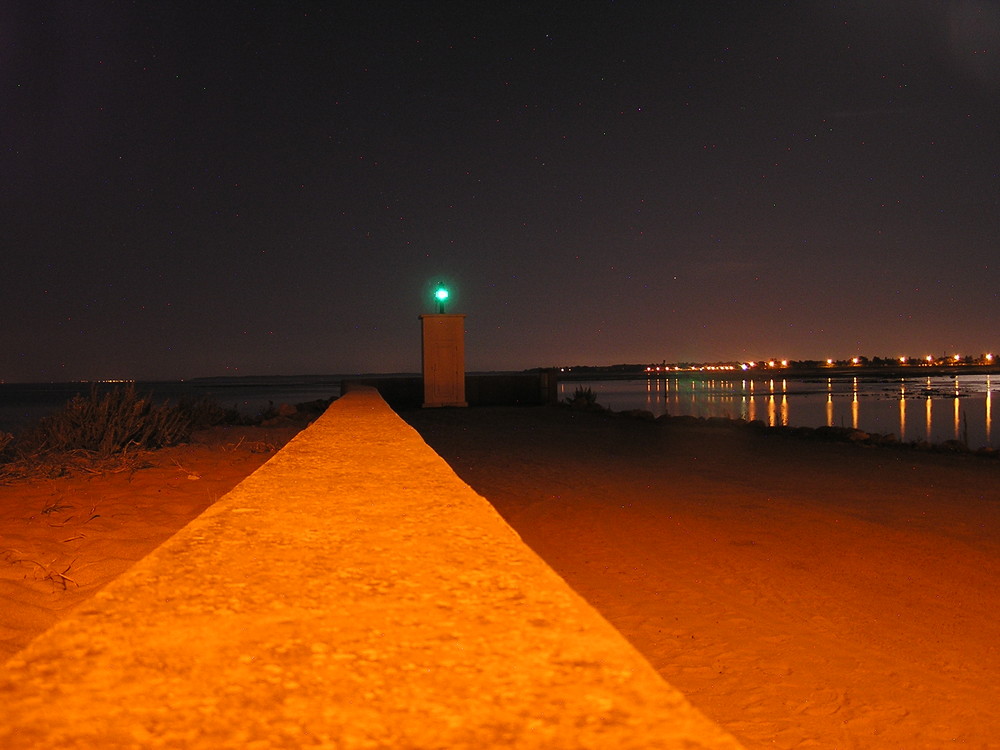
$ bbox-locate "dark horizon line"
[4,359,1000,388]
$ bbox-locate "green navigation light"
[434,284,449,313]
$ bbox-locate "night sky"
[3,2,998,382]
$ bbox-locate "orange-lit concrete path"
[0,388,743,749]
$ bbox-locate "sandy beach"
[2,403,998,748]
[0,422,305,664]
[403,406,1000,750]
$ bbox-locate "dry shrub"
[175,397,244,429]
[15,384,192,458]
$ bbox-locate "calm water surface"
[561,375,997,450]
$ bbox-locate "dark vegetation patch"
[0,386,334,482]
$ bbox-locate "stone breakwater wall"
[0,388,743,749]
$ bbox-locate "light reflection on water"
[561,375,996,449]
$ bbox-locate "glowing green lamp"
[434,284,449,313]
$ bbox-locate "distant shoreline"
[4,364,998,389]
[554,364,1000,382]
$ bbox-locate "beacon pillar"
[420,313,467,407]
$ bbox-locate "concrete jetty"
[0,388,743,749]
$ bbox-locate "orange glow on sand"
[408,407,1000,749]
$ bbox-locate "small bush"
[175,397,244,429]
[16,384,193,458]
[255,401,280,423]
[565,386,599,408]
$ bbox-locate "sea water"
[560,374,997,450]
